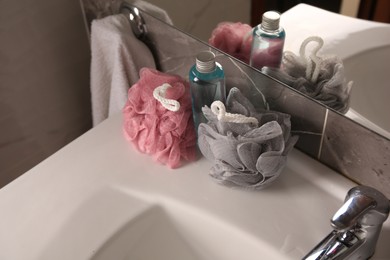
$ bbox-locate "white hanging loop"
[153,83,180,112]
[211,101,258,126]
[299,36,324,83]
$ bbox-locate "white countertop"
[0,113,388,259]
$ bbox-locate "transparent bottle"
[249,11,285,69]
[189,51,226,132]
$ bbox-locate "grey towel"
[90,14,156,126]
[198,88,298,189]
[89,0,173,126]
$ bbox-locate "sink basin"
[0,114,389,260]
[37,188,285,260]
[91,194,284,260]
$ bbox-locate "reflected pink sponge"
[123,68,197,168]
[209,22,253,63]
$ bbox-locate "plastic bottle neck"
[261,11,281,32]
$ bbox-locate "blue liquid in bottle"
[189,51,226,132]
[250,11,285,69]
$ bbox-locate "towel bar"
[120,2,160,70]
[120,2,147,39]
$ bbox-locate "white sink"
[1,6,389,258]
[0,114,389,260]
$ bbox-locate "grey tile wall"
[321,109,390,196]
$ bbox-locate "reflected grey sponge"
[198,88,298,189]
[263,37,352,114]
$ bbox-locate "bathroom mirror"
[143,1,390,140]
[139,6,390,197]
[80,0,390,197]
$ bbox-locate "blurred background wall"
[0,0,91,188]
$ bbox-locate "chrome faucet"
[303,186,390,260]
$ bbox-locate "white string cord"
[211,101,258,126]
[299,36,324,83]
[153,83,180,112]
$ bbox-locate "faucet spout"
[303,186,390,260]
[331,194,376,232]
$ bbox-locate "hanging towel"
[90,1,173,126]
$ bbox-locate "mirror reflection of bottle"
[189,51,226,132]
[250,11,285,69]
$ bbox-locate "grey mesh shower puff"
[263,36,353,114]
[198,88,298,189]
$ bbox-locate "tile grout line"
[318,108,329,159]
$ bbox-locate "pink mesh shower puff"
[209,22,253,64]
[123,68,197,169]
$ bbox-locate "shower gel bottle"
[189,51,226,132]
[250,11,285,69]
